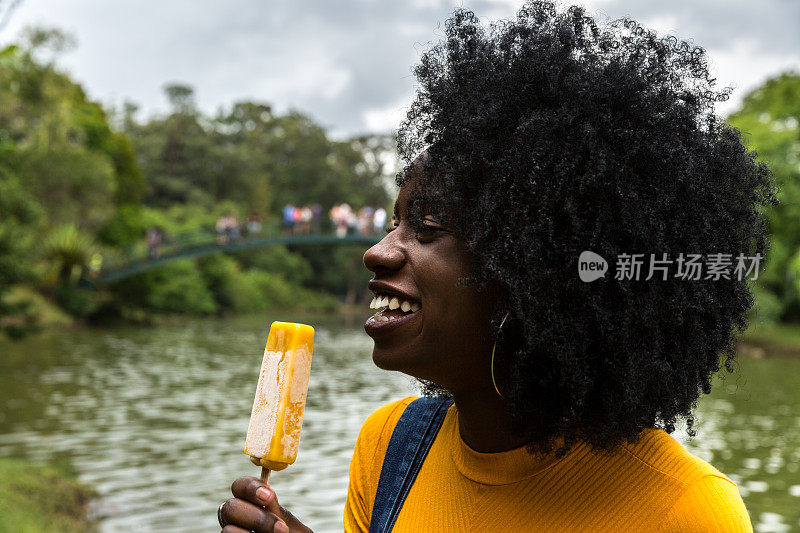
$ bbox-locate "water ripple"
[1,315,799,531]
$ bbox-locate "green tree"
[0,171,43,337]
[258,112,390,212]
[127,92,391,214]
[126,84,216,206]
[110,260,217,314]
[0,29,150,330]
[0,29,146,231]
[726,71,800,321]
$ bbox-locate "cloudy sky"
[2,0,798,138]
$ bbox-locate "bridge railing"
[97,227,382,284]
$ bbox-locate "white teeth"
[370,294,421,314]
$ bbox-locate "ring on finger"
[218,502,227,528]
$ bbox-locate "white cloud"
[640,13,681,35]
[411,0,458,9]
[705,38,800,118]
[225,40,352,103]
[1,0,798,135]
[363,96,411,133]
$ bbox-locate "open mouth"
[368,293,421,322]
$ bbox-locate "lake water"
[0,313,798,532]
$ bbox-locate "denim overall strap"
[368,395,454,533]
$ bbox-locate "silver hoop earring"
[491,313,510,399]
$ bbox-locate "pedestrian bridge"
[97,233,381,284]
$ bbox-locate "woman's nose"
[363,233,405,274]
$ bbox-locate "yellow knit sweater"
[343,396,752,532]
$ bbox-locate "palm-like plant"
[44,224,96,284]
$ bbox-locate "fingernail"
[274,521,289,533]
[256,486,273,505]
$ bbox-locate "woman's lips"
[364,307,422,336]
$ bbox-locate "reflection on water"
[0,314,798,532]
[675,357,800,533]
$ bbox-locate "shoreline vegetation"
[3,296,800,359]
[738,321,800,358]
[0,458,96,533]
[22,295,800,355]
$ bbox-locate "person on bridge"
[247,213,263,237]
[358,206,374,236]
[218,2,774,531]
[146,227,163,258]
[311,203,323,234]
[216,215,229,244]
[227,213,241,242]
[282,204,296,235]
[372,206,386,236]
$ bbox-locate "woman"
[218,2,777,531]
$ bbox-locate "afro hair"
[397,1,779,457]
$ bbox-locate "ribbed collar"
[446,405,584,485]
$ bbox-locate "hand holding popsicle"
[218,321,315,533]
[220,476,312,533]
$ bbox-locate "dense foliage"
[0,28,392,337]
[726,72,800,323]
[0,29,143,335]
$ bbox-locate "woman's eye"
[385,222,399,234]
[415,225,445,242]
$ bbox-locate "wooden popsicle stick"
[261,467,271,484]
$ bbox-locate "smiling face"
[363,183,497,394]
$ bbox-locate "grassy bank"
[0,458,95,533]
[739,321,800,357]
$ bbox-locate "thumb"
[232,477,289,524]
[254,484,284,517]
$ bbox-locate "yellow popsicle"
[244,321,314,471]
